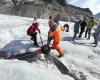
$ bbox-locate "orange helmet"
[49,15,53,19]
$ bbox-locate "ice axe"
[38,33,50,55]
[39,33,43,46]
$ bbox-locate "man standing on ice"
[72,17,81,41]
[85,16,96,39]
[78,18,87,38]
[47,14,64,58]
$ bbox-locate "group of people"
[73,16,100,47]
[27,14,64,58]
[27,15,100,58]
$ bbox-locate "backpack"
[27,26,32,35]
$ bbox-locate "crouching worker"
[48,15,64,58]
[63,23,69,32]
[27,22,41,47]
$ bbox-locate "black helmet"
[41,45,50,55]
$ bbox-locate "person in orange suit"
[48,14,64,58]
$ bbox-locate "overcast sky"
[68,0,100,14]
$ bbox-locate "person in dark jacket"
[72,18,81,41]
[63,23,69,32]
[27,22,40,46]
[79,20,87,38]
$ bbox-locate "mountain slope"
[0,0,92,19]
[95,13,100,18]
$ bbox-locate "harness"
[50,22,59,32]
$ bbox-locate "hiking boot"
[34,43,39,47]
[50,46,54,49]
[72,38,75,41]
[31,37,34,40]
[87,38,90,40]
[84,36,86,38]
[57,51,64,58]
[57,55,63,58]
[93,44,97,47]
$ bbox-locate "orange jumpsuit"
[49,21,64,56]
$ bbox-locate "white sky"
[68,0,100,14]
